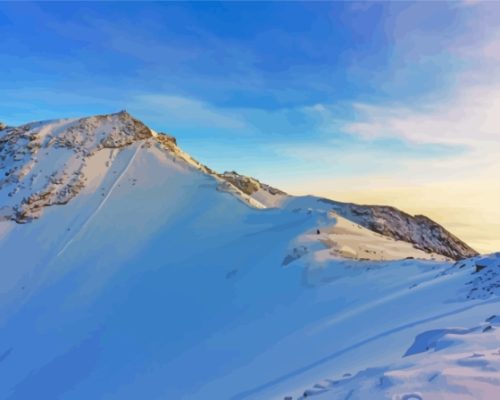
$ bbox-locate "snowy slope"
[0,112,497,400]
[299,314,500,400]
[286,212,449,264]
[286,254,500,400]
[0,111,264,225]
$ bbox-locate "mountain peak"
[0,112,162,223]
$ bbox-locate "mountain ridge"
[0,111,477,260]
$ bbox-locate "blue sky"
[1,1,499,251]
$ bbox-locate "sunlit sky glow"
[1,1,499,252]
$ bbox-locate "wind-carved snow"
[292,312,500,400]
[279,254,500,400]
[0,112,497,400]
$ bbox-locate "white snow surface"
[0,113,498,400]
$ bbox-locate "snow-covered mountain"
[0,111,475,257]
[0,112,497,400]
[222,171,477,261]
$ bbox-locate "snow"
[297,312,500,400]
[56,142,142,257]
[0,112,498,400]
[251,188,288,208]
[220,170,288,208]
[289,211,449,264]
[0,112,152,223]
[276,196,478,260]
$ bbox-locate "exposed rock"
[157,132,177,146]
[220,170,286,196]
[475,263,488,273]
[319,199,478,260]
[154,133,178,152]
[460,253,500,299]
[100,111,153,148]
[282,246,308,266]
[221,171,260,195]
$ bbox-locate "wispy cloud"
[343,84,500,147]
[274,76,500,186]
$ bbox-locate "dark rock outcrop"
[220,171,286,196]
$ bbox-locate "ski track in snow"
[55,144,141,258]
[231,297,500,400]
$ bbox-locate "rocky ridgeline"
[220,170,286,196]
[318,199,478,260]
[154,132,218,176]
[49,111,154,152]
